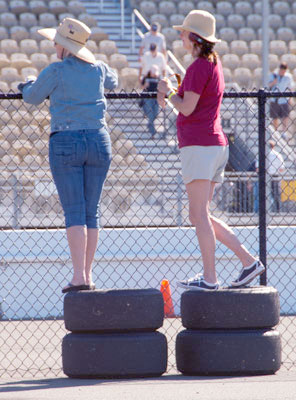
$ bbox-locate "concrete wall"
[0,226,295,319]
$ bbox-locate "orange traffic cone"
[160,279,175,318]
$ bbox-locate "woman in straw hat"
[18,18,118,293]
[157,10,264,291]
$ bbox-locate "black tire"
[176,329,281,375]
[64,288,164,332]
[181,286,280,329]
[62,331,168,378]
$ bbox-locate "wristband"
[168,91,176,100]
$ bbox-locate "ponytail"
[188,32,218,65]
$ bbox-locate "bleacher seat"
[234,1,253,16]
[39,39,55,55]
[19,13,38,28]
[39,13,58,27]
[10,1,30,15]
[29,1,48,15]
[49,53,59,63]
[78,13,97,27]
[0,27,9,40]
[253,67,263,88]
[58,13,75,22]
[29,26,44,41]
[246,14,262,30]
[277,27,294,43]
[30,52,49,70]
[268,14,283,30]
[219,28,237,42]
[0,67,22,83]
[139,1,157,18]
[21,66,38,80]
[270,40,287,56]
[162,27,179,46]
[221,54,240,70]
[272,1,290,16]
[241,53,260,70]
[233,67,253,88]
[196,1,215,14]
[10,26,30,42]
[285,15,296,30]
[99,40,117,57]
[0,53,10,68]
[0,81,9,92]
[222,67,232,84]
[0,13,18,28]
[120,67,139,91]
[48,1,68,15]
[169,14,185,27]
[1,39,20,55]
[158,1,177,17]
[150,14,168,28]
[20,39,39,56]
[0,1,8,13]
[85,39,98,53]
[253,1,262,14]
[94,53,108,63]
[89,26,108,42]
[238,27,256,42]
[67,1,86,16]
[250,40,262,56]
[227,15,245,30]
[269,54,279,71]
[281,54,296,70]
[216,1,233,17]
[215,14,226,30]
[214,40,229,57]
[257,28,276,41]
[230,40,248,57]
[289,41,296,55]
[109,53,128,70]
[292,3,296,14]
[178,1,194,15]
[10,53,32,69]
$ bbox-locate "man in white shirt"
[139,22,167,59]
[139,43,167,82]
[268,62,294,135]
[266,140,285,212]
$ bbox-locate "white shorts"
[180,145,229,184]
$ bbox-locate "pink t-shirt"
[176,57,228,148]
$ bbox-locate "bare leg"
[66,225,87,285]
[208,182,256,267]
[273,118,279,131]
[85,228,99,285]
[185,179,217,284]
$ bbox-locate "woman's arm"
[102,63,118,90]
[18,65,57,105]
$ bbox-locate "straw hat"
[173,10,220,44]
[38,17,96,64]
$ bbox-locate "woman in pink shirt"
[157,10,264,291]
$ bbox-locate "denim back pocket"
[50,141,77,166]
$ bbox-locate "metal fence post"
[11,174,21,229]
[258,89,267,285]
[176,174,183,226]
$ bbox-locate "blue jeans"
[142,99,159,136]
[49,128,112,228]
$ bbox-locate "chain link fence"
[0,89,296,377]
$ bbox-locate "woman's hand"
[157,78,173,108]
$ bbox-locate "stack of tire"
[62,288,167,378]
[176,286,281,375]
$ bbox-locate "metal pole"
[121,0,125,39]
[100,0,103,12]
[131,12,135,53]
[258,89,267,285]
[176,174,183,226]
[262,0,270,87]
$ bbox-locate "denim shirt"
[18,56,118,132]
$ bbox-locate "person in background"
[139,22,167,60]
[141,64,160,138]
[157,10,265,291]
[139,43,167,83]
[18,18,118,293]
[267,140,285,213]
[268,62,294,138]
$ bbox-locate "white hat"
[173,10,220,44]
[38,17,96,64]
